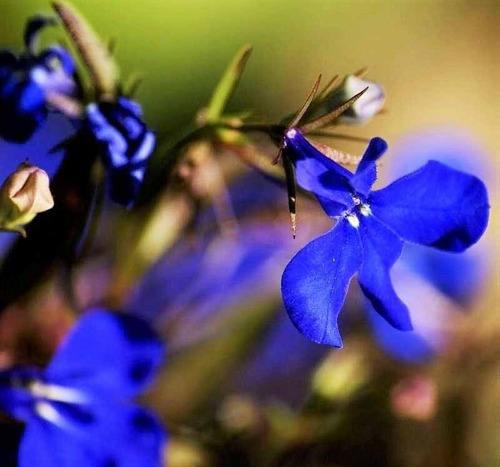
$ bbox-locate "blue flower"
[0,309,166,466]
[86,97,156,207]
[0,16,75,143]
[280,129,489,347]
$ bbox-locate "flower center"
[343,195,371,227]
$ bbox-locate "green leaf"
[205,44,252,123]
[52,0,119,100]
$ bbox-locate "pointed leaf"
[205,44,252,122]
[300,87,368,133]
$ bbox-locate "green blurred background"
[0,0,498,152]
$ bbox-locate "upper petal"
[357,214,412,331]
[284,129,354,214]
[281,218,362,347]
[350,137,387,197]
[46,309,164,398]
[370,161,489,252]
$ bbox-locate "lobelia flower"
[280,129,489,347]
[86,97,156,207]
[0,162,54,236]
[0,16,76,143]
[0,309,166,466]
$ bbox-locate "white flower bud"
[338,75,385,124]
[0,162,54,236]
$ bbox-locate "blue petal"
[19,405,165,467]
[0,75,47,143]
[370,161,489,252]
[86,99,155,206]
[284,129,354,215]
[46,309,164,397]
[20,420,92,467]
[357,214,412,330]
[281,218,362,346]
[350,137,387,197]
[0,367,42,423]
[38,45,75,75]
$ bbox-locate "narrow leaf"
[205,44,252,122]
[354,66,369,78]
[299,87,368,133]
[316,74,340,101]
[288,74,322,130]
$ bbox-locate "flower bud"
[0,162,54,236]
[338,75,385,123]
[312,75,385,125]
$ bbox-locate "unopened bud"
[0,162,54,236]
[337,75,385,124]
[311,75,385,125]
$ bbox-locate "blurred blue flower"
[365,264,457,363]
[0,16,75,143]
[0,309,166,466]
[365,129,493,362]
[281,129,489,347]
[390,128,492,306]
[86,97,156,207]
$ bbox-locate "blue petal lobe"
[284,129,354,214]
[281,218,362,347]
[20,420,94,467]
[46,309,164,397]
[350,137,387,197]
[19,405,165,467]
[357,214,412,330]
[0,367,43,423]
[370,161,489,252]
